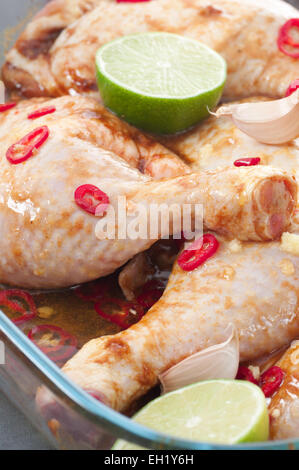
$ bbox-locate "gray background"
[0,0,298,451]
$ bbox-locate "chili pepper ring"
[286,78,299,97]
[95,298,144,329]
[0,289,37,325]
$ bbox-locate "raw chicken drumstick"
[37,237,299,412]
[3,0,298,100]
[1,95,293,288]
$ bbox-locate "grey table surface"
[0,0,298,451]
[0,1,54,450]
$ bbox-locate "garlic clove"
[213,90,299,145]
[159,324,239,395]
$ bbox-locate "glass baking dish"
[1,309,298,451]
[1,0,299,451]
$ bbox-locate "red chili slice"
[137,280,164,310]
[28,106,56,120]
[278,38,299,58]
[28,324,78,363]
[278,19,299,59]
[173,231,186,251]
[95,298,144,329]
[0,103,17,113]
[75,184,110,216]
[6,126,50,164]
[286,78,299,96]
[236,366,259,385]
[234,157,261,167]
[260,366,285,398]
[0,289,37,325]
[178,233,219,272]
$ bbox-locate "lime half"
[113,380,269,450]
[96,32,226,134]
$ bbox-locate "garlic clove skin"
[214,90,299,145]
[159,324,239,395]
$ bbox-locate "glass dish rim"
[0,310,296,450]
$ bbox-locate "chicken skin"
[3,0,298,100]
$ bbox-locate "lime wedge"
[113,380,269,450]
[96,32,226,134]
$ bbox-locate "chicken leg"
[1,95,294,288]
[3,0,298,100]
[1,0,104,98]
